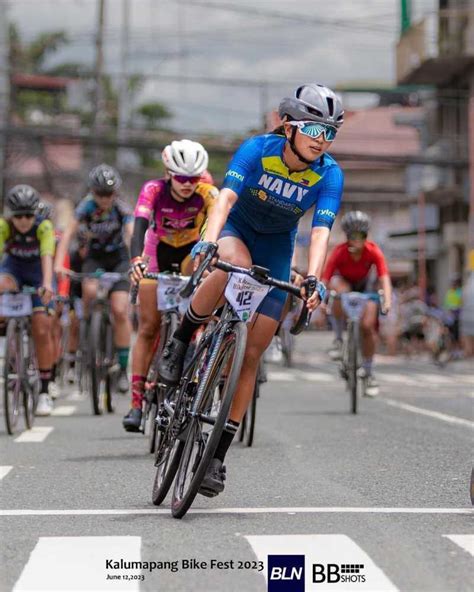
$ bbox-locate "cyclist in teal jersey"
[158,83,345,497]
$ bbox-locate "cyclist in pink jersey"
[123,140,218,432]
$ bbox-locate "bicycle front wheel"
[347,324,358,414]
[242,380,258,447]
[89,311,106,415]
[23,332,40,429]
[171,321,247,519]
[3,320,23,434]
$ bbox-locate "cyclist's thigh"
[329,275,351,293]
[361,300,378,329]
[137,282,160,331]
[247,313,280,359]
[0,273,18,291]
[109,258,130,293]
[218,219,252,267]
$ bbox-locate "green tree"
[137,102,172,129]
[9,24,69,73]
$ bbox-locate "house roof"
[331,106,422,156]
[12,73,71,91]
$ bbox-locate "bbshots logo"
[267,555,305,592]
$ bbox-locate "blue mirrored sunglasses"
[291,121,337,142]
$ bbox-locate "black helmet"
[6,184,40,214]
[88,164,122,195]
[341,211,371,236]
[37,200,54,220]
[279,83,344,128]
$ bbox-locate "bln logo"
[267,555,305,592]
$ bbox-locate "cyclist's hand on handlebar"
[39,284,54,306]
[300,276,326,313]
[190,241,218,272]
[130,257,147,285]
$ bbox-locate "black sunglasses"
[13,213,35,220]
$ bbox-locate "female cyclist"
[158,83,345,496]
[122,140,218,432]
[0,186,56,416]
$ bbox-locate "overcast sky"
[7,0,437,133]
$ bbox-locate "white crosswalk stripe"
[0,466,13,480]
[51,405,77,416]
[14,427,53,443]
[13,536,141,591]
[444,535,474,557]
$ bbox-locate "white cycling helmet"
[162,139,209,176]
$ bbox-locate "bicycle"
[0,288,41,434]
[130,268,190,453]
[66,270,128,415]
[237,357,266,448]
[151,247,313,518]
[327,290,384,414]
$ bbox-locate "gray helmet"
[37,200,54,220]
[88,163,122,195]
[341,211,371,235]
[6,184,40,214]
[279,83,344,128]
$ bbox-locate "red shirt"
[322,241,388,284]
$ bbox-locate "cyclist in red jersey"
[322,211,392,396]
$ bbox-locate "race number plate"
[157,275,190,313]
[0,293,32,317]
[341,292,369,321]
[224,272,271,323]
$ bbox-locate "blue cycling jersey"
[222,133,344,235]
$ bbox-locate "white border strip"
[1,507,472,517]
[382,399,474,429]
[0,466,13,480]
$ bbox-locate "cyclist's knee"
[111,305,128,323]
[137,318,158,342]
[0,274,18,292]
[243,344,264,368]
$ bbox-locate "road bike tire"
[242,379,258,447]
[77,318,89,394]
[171,321,247,519]
[348,324,358,414]
[104,320,114,413]
[89,310,105,415]
[152,435,185,506]
[23,332,39,429]
[3,320,22,435]
[148,312,178,453]
[281,327,293,368]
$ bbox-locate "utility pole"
[417,190,427,300]
[92,0,106,163]
[0,0,10,207]
[116,0,130,170]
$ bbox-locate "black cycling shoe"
[198,458,226,498]
[157,337,188,386]
[122,408,142,432]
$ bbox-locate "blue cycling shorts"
[219,212,295,321]
[0,256,53,313]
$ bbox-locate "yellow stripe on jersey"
[0,218,11,257]
[36,219,55,257]
[261,156,322,187]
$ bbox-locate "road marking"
[267,371,296,381]
[246,534,397,591]
[14,427,54,443]
[1,507,472,517]
[13,536,141,591]
[51,405,76,416]
[299,371,334,382]
[444,535,474,557]
[381,373,418,386]
[382,399,474,429]
[0,466,13,480]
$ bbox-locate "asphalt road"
[1,331,473,592]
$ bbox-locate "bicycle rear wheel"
[3,320,22,434]
[23,332,40,429]
[104,321,114,413]
[171,321,247,519]
[242,378,258,448]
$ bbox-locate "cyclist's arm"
[372,243,392,311]
[201,188,238,243]
[37,219,55,295]
[307,226,331,280]
[380,274,392,312]
[54,218,79,273]
[0,218,10,258]
[130,217,148,260]
[123,220,134,250]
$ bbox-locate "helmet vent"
[327,97,334,116]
